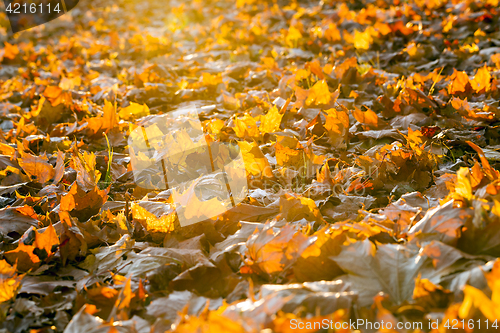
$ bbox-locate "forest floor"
[1,0,500,332]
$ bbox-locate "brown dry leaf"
[52,151,66,185]
[32,87,69,129]
[146,290,221,324]
[63,304,115,333]
[57,214,88,266]
[408,201,469,245]
[18,153,55,184]
[331,239,424,306]
[0,206,39,239]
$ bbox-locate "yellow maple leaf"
[352,106,380,129]
[260,106,283,133]
[233,114,260,139]
[306,80,331,106]
[131,202,176,234]
[118,102,150,121]
[286,26,302,47]
[353,29,372,50]
[86,100,119,135]
[454,167,473,203]
[0,260,23,304]
[275,142,303,168]
[238,141,273,178]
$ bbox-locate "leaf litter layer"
[1,0,500,331]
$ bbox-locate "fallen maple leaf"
[0,260,22,304]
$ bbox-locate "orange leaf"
[447,69,470,94]
[471,65,491,92]
[18,153,55,184]
[309,107,348,148]
[306,80,332,106]
[278,193,325,224]
[353,28,372,50]
[118,102,150,121]
[4,241,40,272]
[86,100,119,135]
[352,106,383,129]
[467,141,499,181]
[0,260,23,303]
[34,224,60,258]
[305,59,324,80]
[43,86,64,106]
[131,201,177,235]
[238,141,273,178]
[2,42,19,60]
[244,224,309,276]
[70,150,102,191]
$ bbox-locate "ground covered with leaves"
[0,0,500,331]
